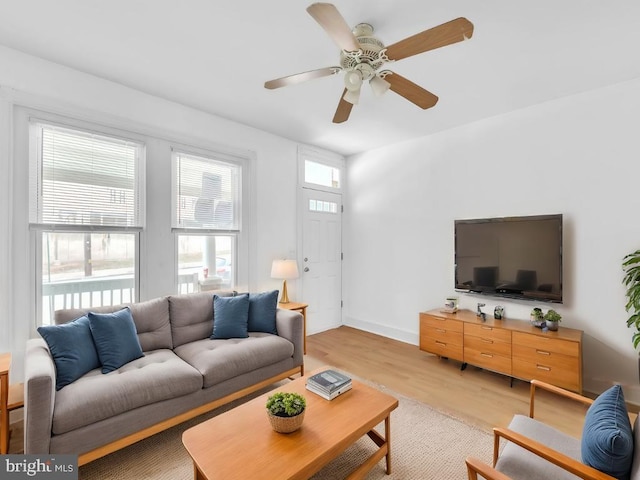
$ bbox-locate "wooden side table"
[0,353,23,454]
[1,352,11,454]
[278,302,308,354]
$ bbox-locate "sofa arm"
[276,309,304,367]
[24,338,56,454]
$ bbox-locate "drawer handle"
[436,329,446,333]
[536,365,551,371]
[536,350,551,356]
[481,353,493,358]
[481,338,494,344]
[435,341,446,347]
[481,326,493,331]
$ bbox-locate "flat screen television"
[454,214,563,303]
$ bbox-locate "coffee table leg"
[194,463,206,480]
[385,414,391,474]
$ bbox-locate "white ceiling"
[1,1,639,155]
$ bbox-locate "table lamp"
[271,259,299,303]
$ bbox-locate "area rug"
[79,382,493,480]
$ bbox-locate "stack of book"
[305,369,352,400]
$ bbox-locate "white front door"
[301,188,342,334]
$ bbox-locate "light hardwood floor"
[305,326,591,439]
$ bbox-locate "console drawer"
[512,332,579,357]
[421,336,464,361]
[464,323,511,343]
[420,314,464,333]
[464,347,511,375]
[464,335,511,357]
[512,354,580,392]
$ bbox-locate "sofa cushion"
[53,296,173,352]
[88,307,144,373]
[169,291,236,347]
[248,290,279,335]
[174,333,294,388]
[212,294,250,339]
[51,349,203,435]
[37,315,101,390]
[581,385,633,480]
[496,414,582,480]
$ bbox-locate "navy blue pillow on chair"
[581,384,634,480]
[248,290,279,335]
[88,307,144,373]
[37,315,101,390]
[211,294,250,339]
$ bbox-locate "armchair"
[466,380,639,480]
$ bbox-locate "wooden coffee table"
[182,369,398,479]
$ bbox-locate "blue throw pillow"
[37,315,101,390]
[248,290,279,335]
[211,294,250,339]
[581,384,634,480]
[88,307,144,373]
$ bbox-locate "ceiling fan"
[264,3,474,124]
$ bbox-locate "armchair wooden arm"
[529,379,594,419]
[492,427,615,480]
[466,456,512,480]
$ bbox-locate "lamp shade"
[271,259,299,280]
[343,88,361,105]
[370,75,391,97]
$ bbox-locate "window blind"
[173,151,240,231]
[29,122,145,228]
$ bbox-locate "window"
[172,150,243,291]
[30,122,144,325]
[304,160,341,189]
[177,235,235,292]
[298,146,344,193]
[309,198,338,213]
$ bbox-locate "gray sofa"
[24,291,304,465]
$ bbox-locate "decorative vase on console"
[543,309,562,331]
[530,307,545,328]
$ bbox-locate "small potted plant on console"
[543,309,562,331]
[530,307,545,328]
[266,392,306,433]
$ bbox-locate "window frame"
[171,144,252,292]
[27,114,146,327]
[297,145,345,194]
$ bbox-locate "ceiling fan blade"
[384,72,439,109]
[264,66,341,89]
[384,17,474,61]
[333,89,354,123]
[307,3,361,52]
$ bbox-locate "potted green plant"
[543,309,562,331]
[266,392,306,433]
[623,250,640,348]
[530,307,544,327]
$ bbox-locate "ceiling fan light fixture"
[370,75,391,97]
[343,88,361,105]
[344,70,363,91]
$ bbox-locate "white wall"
[344,78,640,403]
[0,45,306,381]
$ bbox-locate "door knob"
[304,258,308,262]
[304,267,309,272]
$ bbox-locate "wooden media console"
[419,309,583,392]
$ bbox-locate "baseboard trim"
[343,317,418,346]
